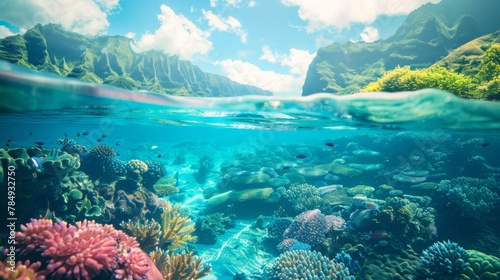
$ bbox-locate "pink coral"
[283,209,329,246]
[15,219,161,280]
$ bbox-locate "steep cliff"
[0,24,272,97]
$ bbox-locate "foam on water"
[1,60,500,131]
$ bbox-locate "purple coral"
[283,209,330,246]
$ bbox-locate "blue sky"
[0,0,440,96]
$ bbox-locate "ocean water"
[1,61,500,279]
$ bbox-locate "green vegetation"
[0,24,272,97]
[361,44,500,99]
[302,0,500,97]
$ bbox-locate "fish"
[157,153,164,158]
[150,145,159,150]
[482,142,490,147]
[101,133,109,138]
[76,132,81,137]
[27,157,44,173]
[34,146,43,152]
[50,148,59,158]
[97,138,104,142]
[296,154,307,159]
[325,142,336,147]
[63,133,69,145]
[82,131,90,136]
[115,140,124,146]
[6,139,12,148]
[35,141,44,146]
[29,132,32,136]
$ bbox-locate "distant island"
[0,24,272,97]
[302,0,500,99]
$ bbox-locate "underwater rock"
[269,176,291,188]
[295,166,329,178]
[346,163,384,171]
[330,163,363,177]
[352,149,380,156]
[260,166,278,178]
[347,185,375,196]
[231,172,271,187]
[316,184,343,196]
[230,188,275,202]
[142,160,167,189]
[324,174,341,181]
[393,174,427,184]
[349,208,375,230]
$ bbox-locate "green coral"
[347,185,375,196]
[463,250,500,279]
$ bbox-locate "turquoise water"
[1,61,500,279]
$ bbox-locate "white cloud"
[132,5,212,60]
[217,59,301,94]
[202,10,247,43]
[0,26,15,39]
[125,32,135,39]
[281,0,441,31]
[218,47,315,95]
[360,26,380,42]
[210,0,256,8]
[0,0,117,36]
[260,45,277,63]
[260,46,315,78]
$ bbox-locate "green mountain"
[302,0,500,96]
[0,24,272,97]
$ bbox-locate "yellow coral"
[153,183,179,197]
[150,248,211,280]
[0,260,43,280]
[230,187,274,202]
[127,159,149,174]
[120,218,162,253]
[121,201,196,253]
[159,202,196,251]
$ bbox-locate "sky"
[0,0,440,96]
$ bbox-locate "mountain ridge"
[0,24,272,97]
[302,0,500,96]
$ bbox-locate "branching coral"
[15,218,160,280]
[0,260,45,280]
[149,248,211,280]
[420,240,470,279]
[437,177,499,219]
[121,218,162,253]
[121,201,196,252]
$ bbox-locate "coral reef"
[283,183,324,213]
[121,201,196,252]
[14,218,161,280]
[194,212,236,245]
[263,250,354,279]
[195,155,214,184]
[283,209,332,246]
[463,250,500,279]
[150,248,211,280]
[437,177,499,219]
[142,159,167,189]
[420,240,470,279]
[0,260,45,280]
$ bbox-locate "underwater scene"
[3,0,500,278]
[1,61,500,280]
